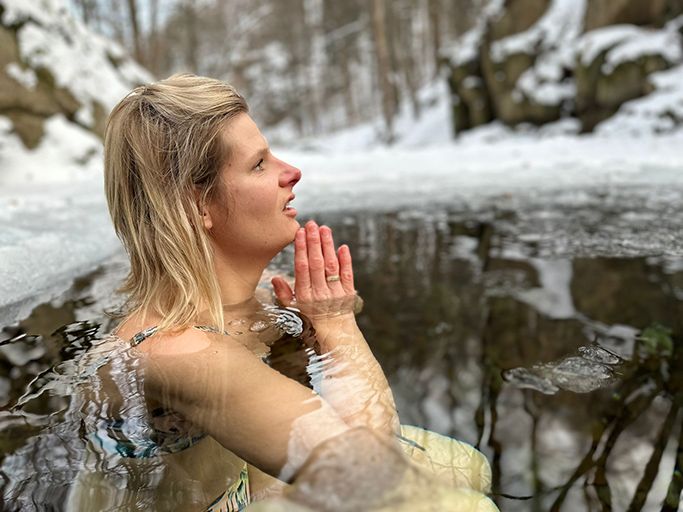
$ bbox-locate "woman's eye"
[254,159,265,172]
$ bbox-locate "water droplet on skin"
[228,319,246,326]
[249,321,269,333]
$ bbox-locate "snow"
[604,28,681,73]
[597,63,683,135]
[5,63,37,89]
[490,0,585,63]
[278,80,454,151]
[16,23,151,119]
[577,23,682,73]
[493,0,586,107]
[0,115,103,186]
[3,0,152,135]
[445,0,505,66]
[277,132,683,215]
[3,0,683,328]
[0,179,120,326]
[577,25,644,67]
[4,122,683,327]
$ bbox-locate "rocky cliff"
[445,0,683,134]
[0,0,152,185]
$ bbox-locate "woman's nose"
[279,159,302,187]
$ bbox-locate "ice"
[504,343,624,395]
[502,367,560,395]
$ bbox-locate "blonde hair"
[104,73,248,333]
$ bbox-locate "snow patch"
[490,0,585,63]
[446,0,505,66]
[0,115,102,186]
[597,63,683,135]
[5,62,37,89]
[577,24,682,74]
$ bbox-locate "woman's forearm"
[310,315,400,437]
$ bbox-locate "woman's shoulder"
[113,313,215,356]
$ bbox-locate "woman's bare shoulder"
[113,313,214,356]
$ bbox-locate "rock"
[4,111,44,149]
[575,25,680,130]
[448,57,493,133]
[481,46,561,125]
[0,0,152,157]
[584,0,673,32]
[446,0,683,135]
[488,0,551,41]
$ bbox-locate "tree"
[371,0,397,141]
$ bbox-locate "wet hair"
[104,73,248,332]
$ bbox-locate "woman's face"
[203,113,302,261]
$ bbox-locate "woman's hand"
[271,220,358,324]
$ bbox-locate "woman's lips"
[284,206,297,217]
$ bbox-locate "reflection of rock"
[570,258,683,332]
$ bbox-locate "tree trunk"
[126,0,144,65]
[147,0,160,76]
[428,0,442,77]
[371,0,396,142]
[183,0,200,73]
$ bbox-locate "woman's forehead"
[223,113,268,160]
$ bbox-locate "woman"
[87,73,494,511]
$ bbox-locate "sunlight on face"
[205,113,302,261]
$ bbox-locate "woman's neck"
[212,249,269,307]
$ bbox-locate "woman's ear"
[194,189,213,231]
[201,207,213,231]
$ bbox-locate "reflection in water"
[0,207,681,510]
[0,295,494,510]
[314,208,682,512]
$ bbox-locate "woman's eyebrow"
[247,147,269,164]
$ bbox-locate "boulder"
[445,0,683,135]
[584,0,675,32]
[488,0,551,41]
[576,25,680,130]
[448,57,493,133]
[0,0,151,156]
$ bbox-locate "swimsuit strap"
[129,325,229,346]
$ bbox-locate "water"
[1,206,682,511]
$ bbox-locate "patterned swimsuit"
[92,325,252,511]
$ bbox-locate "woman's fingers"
[271,276,294,307]
[338,244,355,294]
[294,228,312,301]
[319,226,344,296]
[305,221,328,295]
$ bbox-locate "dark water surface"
[1,207,682,511]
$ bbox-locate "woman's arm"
[271,221,400,437]
[138,329,350,481]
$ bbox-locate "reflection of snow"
[517,260,575,319]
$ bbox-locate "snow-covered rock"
[0,0,153,185]
[445,0,683,134]
[0,0,152,324]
